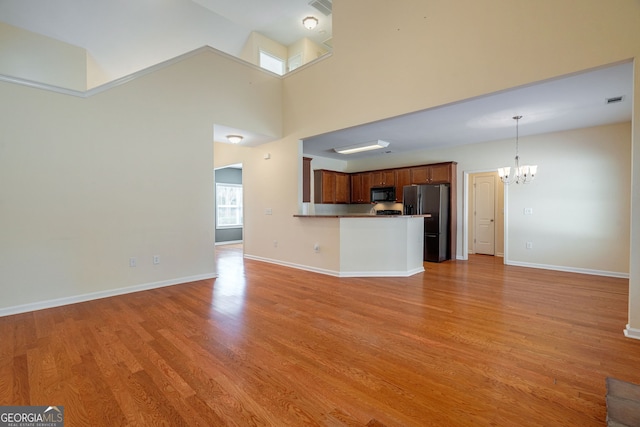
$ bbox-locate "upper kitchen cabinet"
[351,172,372,204]
[395,168,412,201]
[314,170,351,204]
[370,170,395,187]
[411,162,454,184]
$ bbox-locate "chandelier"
[498,115,537,184]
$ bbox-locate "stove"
[375,209,402,216]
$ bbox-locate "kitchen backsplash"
[312,202,403,215]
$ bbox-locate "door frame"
[471,173,496,255]
[462,169,508,264]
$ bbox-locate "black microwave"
[371,186,396,202]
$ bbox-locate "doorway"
[467,171,504,257]
[214,164,244,247]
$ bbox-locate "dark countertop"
[293,214,431,218]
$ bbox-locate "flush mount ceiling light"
[334,140,390,155]
[302,16,318,30]
[498,116,538,185]
[226,134,243,144]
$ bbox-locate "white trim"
[505,260,628,278]
[0,46,278,97]
[624,325,640,340]
[244,254,340,276]
[243,254,424,278]
[215,240,243,246]
[0,273,217,317]
[463,168,506,263]
[461,172,469,260]
[338,267,425,278]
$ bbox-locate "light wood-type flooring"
[1,244,639,426]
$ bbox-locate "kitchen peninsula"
[293,214,425,277]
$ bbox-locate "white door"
[474,175,495,255]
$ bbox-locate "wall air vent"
[606,96,624,104]
[309,0,332,16]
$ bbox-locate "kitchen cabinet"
[410,163,453,184]
[395,168,412,202]
[302,157,312,202]
[314,170,351,204]
[351,172,372,204]
[313,162,456,260]
[371,170,395,187]
[335,172,351,203]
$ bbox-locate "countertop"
[293,214,432,218]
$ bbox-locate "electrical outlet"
[526,242,533,249]
[273,240,278,248]
[265,208,273,215]
[153,255,160,265]
[129,258,137,267]
[314,243,320,252]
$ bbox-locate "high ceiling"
[0,2,632,161]
[0,0,332,83]
[302,62,633,161]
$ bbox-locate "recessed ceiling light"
[334,140,390,154]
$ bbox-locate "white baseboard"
[338,267,425,278]
[244,254,341,276]
[0,273,218,317]
[505,260,629,279]
[243,255,424,278]
[624,325,640,340]
[215,240,243,246]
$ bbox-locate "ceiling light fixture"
[302,16,318,30]
[226,134,243,144]
[334,140,390,155]
[498,116,537,185]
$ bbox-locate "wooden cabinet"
[314,170,351,204]
[335,172,351,204]
[313,162,457,261]
[395,168,412,202]
[410,163,453,184]
[370,170,395,187]
[302,157,312,203]
[351,172,372,204]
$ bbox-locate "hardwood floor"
[1,247,639,426]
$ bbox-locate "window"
[259,50,284,76]
[216,183,243,228]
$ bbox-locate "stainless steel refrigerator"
[403,184,449,262]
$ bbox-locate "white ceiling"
[0,0,332,83]
[302,61,633,161]
[0,2,632,160]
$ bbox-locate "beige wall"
[0,50,282,313]
[288,38,329,69]
[346,123,631,275]
[239,32,288,70]
[3,0,640,335]
[276,1,639,328]
[0,22,87,91]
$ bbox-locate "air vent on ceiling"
[309,0,332,16]
[323,37,333,48]
[606,96,624,104]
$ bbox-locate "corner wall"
[0,49,282,314]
